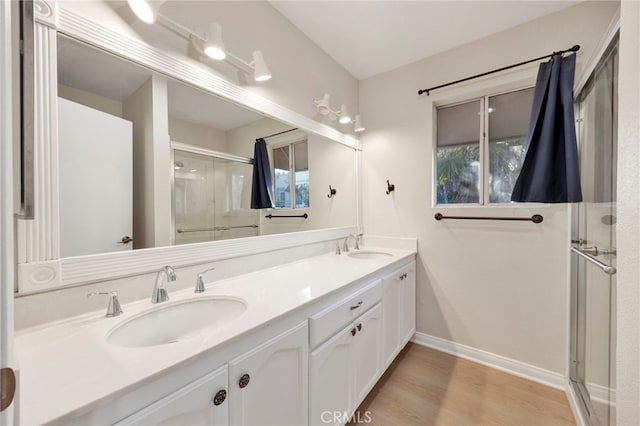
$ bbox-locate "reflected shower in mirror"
[54,34,357,260]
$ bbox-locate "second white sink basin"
[347,251,393,260]
[107,297,247,348]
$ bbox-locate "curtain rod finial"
[571,44,580,52]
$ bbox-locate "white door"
[0,1,16,423]
[399,263,417,345]
[229,322,308,426]
[309,323,355,426]
[58,97,133,257]
[352,303,383,406]
[114,365,229,426]
[382,272,401,368]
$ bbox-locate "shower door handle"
[571,247,617,275]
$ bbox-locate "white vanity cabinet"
[228,321,308,426]
[309,302,383,426]
[115,365,229,426]
[116,322,308,426]
[382,261,416,369]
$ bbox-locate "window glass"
[294,141,310,208]
[436,100,481,204]
[273,145,290,208]
[488,88,535,203]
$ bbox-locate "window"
[273,140,309,209]
[435,87,535,205]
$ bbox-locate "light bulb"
[128,0,164,24]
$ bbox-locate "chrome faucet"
[152,266,176,303]
[195,267,215,293]
[87,291,123,317]
[342,234,360,253]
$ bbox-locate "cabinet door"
[399,263,416,345]
[382,272,401,368]
[229,322,308,426]
[352,303,383,406]
[115,365,228,426]
[309,323,355,426]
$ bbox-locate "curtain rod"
[261,128,299,140]
[417,44,580,96]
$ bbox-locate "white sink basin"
[347,251,393,260]
[107,297,247,348]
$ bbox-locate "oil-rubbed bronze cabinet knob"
[213,389,227,406]
[351,327,357,336]
[357,323,362,332]
[239,374,250,388]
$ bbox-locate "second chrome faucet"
[152,266,176,303]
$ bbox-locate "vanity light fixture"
[252,51,272,82]
[128,0,164,24]
[338,104,351,124]
[353,115,365,133]
[314,94,332,115]
[203,22,226,60]
[128,3,272,82]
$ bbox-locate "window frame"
[433,86,536,208]
[270,137,309,210]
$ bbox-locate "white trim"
[574,6,620,95]
[411,332,566,390]
[171,141,252,164]
[16,21,59,264]
[566,382,589,426]
[0,0,16,423]
[18,226,357,294]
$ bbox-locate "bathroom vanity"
[16,246,416,425]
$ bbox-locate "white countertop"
[15,247,415,425]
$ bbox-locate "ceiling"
[270,1,580,80]
[57,35,264,131]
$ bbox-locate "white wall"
[359,1,619,375]
[168,117,227,151]
[616,1,640,424]
[123,76,171,249]
[58,84,123,118]
[58,1,360,135]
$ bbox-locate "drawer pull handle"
[351,327,357,336]
[400,272,408,280]
[350,301,363,310]
[239,374,250,389]
[357,323,362,331]
[213,389,227,406]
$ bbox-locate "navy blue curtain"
[250,138,275,209]
[511,53,582,203]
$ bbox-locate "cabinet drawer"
[310,279,382,348]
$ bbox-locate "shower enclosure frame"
[569,30,619,426]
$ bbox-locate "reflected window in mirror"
[273,140,310,209]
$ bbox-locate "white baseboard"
[411,332,566,390]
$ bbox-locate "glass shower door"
[571,36,618,426]
[173,149,258,244]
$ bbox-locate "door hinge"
[0,367,16,412]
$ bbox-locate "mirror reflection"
[56,34,356,258]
